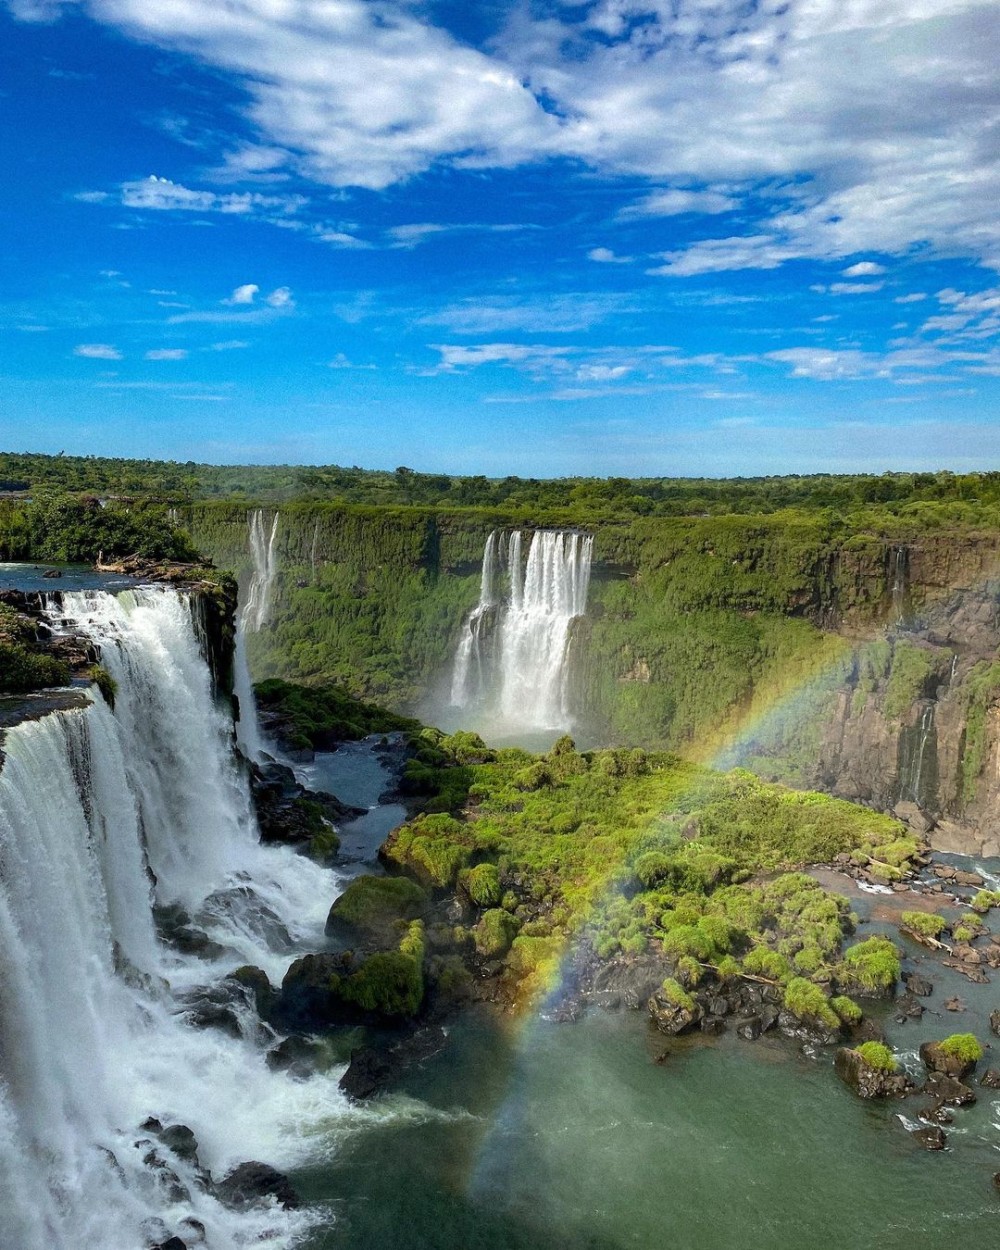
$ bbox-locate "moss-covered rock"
[325,875,429,946]
[920,1033,983,1078]
[835,1044,911,1098]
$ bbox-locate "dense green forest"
[6,449,1000,523]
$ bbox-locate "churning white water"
[0,587,346,1250]
[234,509,280,761]
[450,530,592,733]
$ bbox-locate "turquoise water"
[0,561,141,592]
[296,1003,999,1250]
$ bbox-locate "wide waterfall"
[234,509,279,761]
[0,587,342,1250]
[450,529,593,735]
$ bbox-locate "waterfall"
[450,529,593,733]
[891,546,908,623]
[234,510,279,761]
[0,587,343,1250]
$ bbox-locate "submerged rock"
[902,971,934,997]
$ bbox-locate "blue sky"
[2,0,1000,476]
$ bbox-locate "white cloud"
[842,261,887,277]
[73,342,122,360]
[895,293,928,304]
[265,286,294,309]
[117,175,303,215]
[144,348,188,360]
[226,284,259,305]
[587,247,633,264]
[827,281,885,295]
[618,188,737,219]
[208,339,250,351]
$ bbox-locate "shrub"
[675,955,703,987]
[339,921,425,1017]
[474,908,520,958]
[970,889,1000,914]
[831,995,862,1026]
[741,947,791,982]
[898,911,946,942]
[326,875,427,940]
[464,863,502,908]
[855,1041,897,1073]
[715,955,741,983]
[660,977,695,1011]
[938,1033,984,1064]
[841,936,900,995]
[783,977,840,1030]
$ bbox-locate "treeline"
[6,450,1000,521]
[0,495,197,563]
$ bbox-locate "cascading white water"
[450,529,592,732]
[234,510,279,761]
[0,587,346,1250]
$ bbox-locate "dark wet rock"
[920,1040,979,1079]
[278,951,356,1029]
[979,1068,1000,1089]
[197,886,292,953]
[919,1103,955,1125]
[910,1126,947,1150]
[151,1239,187,1250]
[954,870,985,887]
[902,971,934,997]
[226,965,275,1018]
[266,1034,328,1076]
[834,1048,913,1099]
[940,958,990,984]
[152,905,227,960]
[588,990,622,1011]
[990,1008,1000,1037]
[993,1172,1000,1195]
[736,1014,763,1041]
[216,1161,300,1210]
[139,1146,190,1204]
[923,1071,977,1105]
[177,1218,206,1246]
[943,996,965,1012]
[647,990,702,1036]
[700,1016,727,1035]
[777,1009,840,1047]
[160,1124,199,1165]
[897,992,925,1019]
[588,955,669,1013]
[180,978,271,1041]
[339,1046,392,1100]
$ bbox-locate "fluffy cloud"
[144,348,188,360]
[119,175,302,215]
[226,283,259,305]
[73,342,122,359]
[18,0,1000,272]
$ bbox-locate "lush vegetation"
[855,1041,898,1073]
[253,678,418,750]
[0,603,70,693]
[8,451,1000,523]
[0,494,197,563]
[937,1034,984,1064]
[380,731,914,1015]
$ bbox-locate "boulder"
[910,1126,947,1150]
[266,1035,327,1076]
[216,1162,300,1210]
[339,1047,392,1100]
[919,1103,954,1125]
[990,1009,1000,1037]
[834,1048,912,1099]
[979,1068,1000,1089]
[735,1014,763,1041]
[920,1040,979,1079]
[647,991,702,1036]
[923,1071,977,1105]
[902,971,934,997]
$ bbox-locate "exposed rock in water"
[910,1125,947,1151]
[339,1047,392,1100]
[216,1162,300,1210]
[979,1068,1000,1089]
[266,1034,328,1076]
[834,1048,913,1098]
[990,1008,1000,1036]
[647,990,702,1036]
[920,1040,980,1079]
[923,1071,977,1105]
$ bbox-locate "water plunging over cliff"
[234,509,279,760]
[450,530,593,735]
[0,587,341,1249]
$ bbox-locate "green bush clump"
[970,889,1000,914]
[338,921,425,1017]
[783,977,840,1030]
[938,1033,984,1064]
[675,955,704,987]
[0,641,71,693]
[950,921,978,944]
[464,862,502,908]
[475,909,520,958]
[855,1041,897,1072]
[741,947,791,982]
[659,977,695,1010]
[841,936,900,995]
[715,955,741,982]
[513,763,553,792]
[831,995,862,1025]
[899,911,946,942]
[87,664,117,709]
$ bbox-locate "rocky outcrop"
[834,1048,912,1098]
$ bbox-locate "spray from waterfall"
[1,587,344,1250]
[450,530,593,734]
[234,510,279,760]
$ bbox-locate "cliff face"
[187,503,1000,854]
